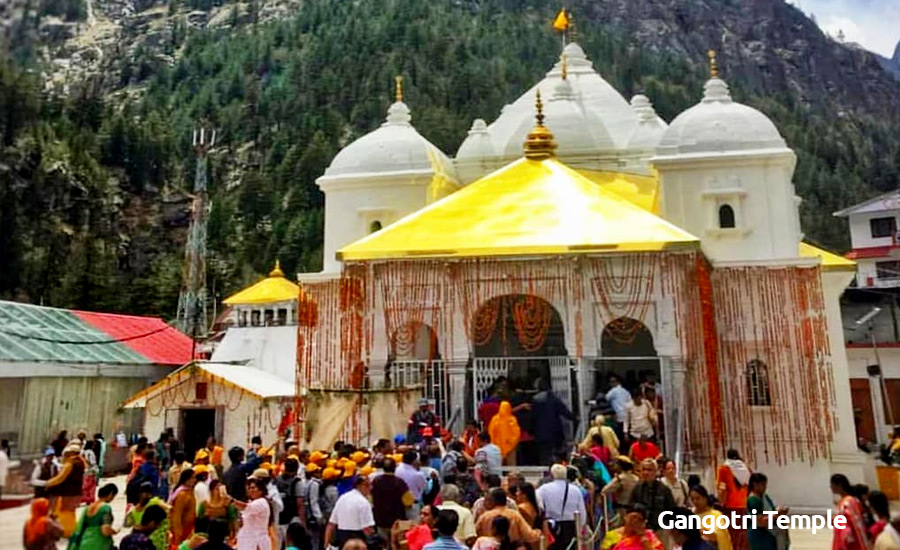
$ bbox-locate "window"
[718,204,736,229]
[370,220,383,233]
[264,309,274,326]
[238,311,248,327]
[870,217,896,238]
[277,308,287,326]
[251,310,260,326]
[876,261,900,280]
[746,359,771,406]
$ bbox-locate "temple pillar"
[368,287,389,388]
[447,360,468,431]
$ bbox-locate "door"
[850,379,875,446]
[182,408,216,460]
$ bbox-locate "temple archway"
[597,317,659,392]
[472,294,566,359]
[471,294,572,465]
[391,322,439,362]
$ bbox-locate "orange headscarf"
[488,401,521,457]
[24,498,51,546]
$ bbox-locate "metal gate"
[472,356,574,421]
[389,360,451,429]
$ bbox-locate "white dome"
[626,95,667,150]
[656,78,787,156]
[455,119,500,184]
[542,77,616,155]
[321,101,456,180]
[456,119,495,161]
[480,42,637,160]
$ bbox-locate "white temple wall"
[656,153,802,264]
[320,174,434,273]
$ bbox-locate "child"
[285,522,311,550]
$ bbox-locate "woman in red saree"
[611,505,663,550]
[831,474,872,550]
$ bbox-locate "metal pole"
[574,510,584,550]
[539,535,547,550]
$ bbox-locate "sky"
[789,0,900,58]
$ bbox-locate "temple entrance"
[595,317,664,449]
[471,294,573,466]
[385,322,453,431]
[182,408,216,460]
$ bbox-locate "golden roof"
[223,261,303,305]
[577,169,660,214]
[338,157,699,261]
[798,242,856,271]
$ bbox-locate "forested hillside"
[1,0,899,319]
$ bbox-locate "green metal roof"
[0,300,193,365]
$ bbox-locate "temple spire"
[269,260,284,278]
[523,89,557,160]
[708,50,719,79]
[394,75,404,103]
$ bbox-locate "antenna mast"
[177,125,215,345]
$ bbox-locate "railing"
[387,360,453,432]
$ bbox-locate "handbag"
[548,482,571,539]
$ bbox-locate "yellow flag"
[552,9,569,32]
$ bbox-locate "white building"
[835,191,900,288]
[835,193,900,450]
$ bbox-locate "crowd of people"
[14,388,900,550]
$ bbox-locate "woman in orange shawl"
[23,498,64,550]
[488,401,521,463]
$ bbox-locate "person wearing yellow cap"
[600,455,640,526]
[193,464,211,513]
[310,451,329,465]
[275,455,303,549]
[193,449,218,481]
[299,462,325,550]
[350,451,369,465]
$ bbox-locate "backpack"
[125,471,147,504]
[440,451,460,480]
[300,477,328,527]
[276,475,301,525]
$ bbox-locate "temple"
[128,41,865,510]
[299,43,864,509]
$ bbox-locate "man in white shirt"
[536,464,586,550]
[396,450,427,511]
[473,432,502,477]
[624,392,656,440]
[605,375,632,425]
[437,484,477,546]
[324,476,375,548]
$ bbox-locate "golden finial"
[270,260,284,278]
[523,89,557,160]
[561,54,568,80]
[394,75,403,103]
[708,50,719,79]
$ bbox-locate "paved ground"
[0,476,831,549]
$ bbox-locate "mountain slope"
[1,0,899,319]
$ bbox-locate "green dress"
[68,503,114,550]
[747,494,779,550]
[125,497,170,550]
